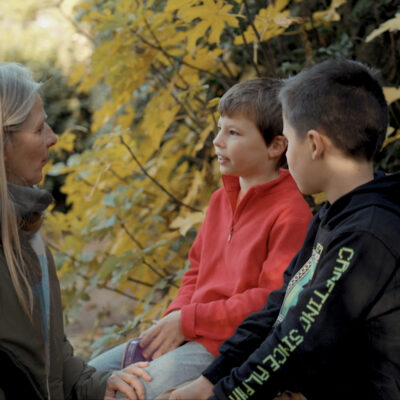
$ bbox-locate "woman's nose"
[45,123,58,147]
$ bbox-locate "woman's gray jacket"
[0,184,111,399]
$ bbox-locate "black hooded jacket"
[203,172,400,400]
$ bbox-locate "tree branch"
[242,0,272,72]
[226,1,261,76]
[119,136,201,212]
[55,0,95,42]
[118,219,173,280]
[150,65,205,135]
[127,277,154,288]
[132,18,230,90]
[46,240,150,301]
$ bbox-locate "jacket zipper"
[46,378,51,400]
[227,225,234,242]
[228,188,247,242]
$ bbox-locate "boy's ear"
[268,135,287,158]
[306,129,325,160]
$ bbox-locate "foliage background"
[1,0,399,357]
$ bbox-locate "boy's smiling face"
[214,112,277,181]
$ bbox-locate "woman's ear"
[268,135,287,159]
[306,129,325,160]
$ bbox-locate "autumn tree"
[44,0,400,353]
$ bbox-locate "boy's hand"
[139,310,185,359]
[168,376,214,400]
[104,362,151,400]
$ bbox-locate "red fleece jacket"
[165,169,312,356]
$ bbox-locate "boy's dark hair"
[218,78,283,146]
[279,58,389,161]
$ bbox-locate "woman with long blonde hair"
[0,63,150,400]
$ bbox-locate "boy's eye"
[229,129,239,136]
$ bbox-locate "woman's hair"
[0,63,42,317]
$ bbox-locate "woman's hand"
[104,362,152,400]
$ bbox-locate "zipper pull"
[228,226,233,242]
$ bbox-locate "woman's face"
[4,95,57,186]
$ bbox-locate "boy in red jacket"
[89,78,312,399]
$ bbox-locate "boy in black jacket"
[166,59,400,400]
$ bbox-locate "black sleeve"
[208,232,398,399]
[202,255,298,384]
[62,335,111,400]
[0,348,42,400]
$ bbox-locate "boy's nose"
[213,131,224,148]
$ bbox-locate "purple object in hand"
[121,337,151,368]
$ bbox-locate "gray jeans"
[89,341,215,399]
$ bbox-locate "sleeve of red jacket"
[179,210,310,342]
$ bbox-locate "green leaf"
[98,255,121,280]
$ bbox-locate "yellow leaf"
[116,104,136,129]
[274,15,303,28]
[310,0,346,28]
[383,127,400,148]
[194,124,214,152]
[207,97,220,109]
[183,46,223,71]
[69,62,87,87]
[92,101,120,132]
[366,13,400,42]
[186,21,210,50]
[169,211,206,236]
[312,192,327,205]
[234,1,294,45]
[136,89,181,161]
[76,1,93,12]
[116,0,138,15]
[383,86,400,105]
[165,0,197,13]
[179,0,238,45]
[182,169,205,204]
[41,160,54,185]
[52,131,76,155]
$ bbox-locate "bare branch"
[127,277,154,288]
[226,1,261,76]
[101,285,150,303]
[119,136,201,212]
[242,0,275,74]
[119,219,145,250]
[150,65,205,135]
[54,0,95,42]
[46,240,150,301]
[132,18,230,90]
